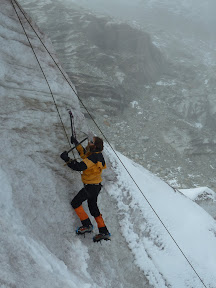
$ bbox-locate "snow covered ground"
[105,149,216,287]
[180,187,216,201]
[1,1,216,287]
[180,187,216,221]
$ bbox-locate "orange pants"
[75,205,105,228]
[72,184,109,234]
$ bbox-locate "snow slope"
[180,187,216,201]
[180,187,216,221]
[105,150,216,287]
[1,1,216,287]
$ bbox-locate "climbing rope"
[11,0,71,148]
[11,1,207,287]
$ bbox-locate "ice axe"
[63,137,88,166]
[67,137,88,153]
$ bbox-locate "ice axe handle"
[67,137,88,153]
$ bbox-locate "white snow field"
[1,1,216,287]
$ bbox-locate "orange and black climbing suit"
[68,144,109,234]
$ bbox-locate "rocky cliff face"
[20,0,216,191]
[18,0,167,116]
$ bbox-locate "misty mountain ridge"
[19,0,216,192]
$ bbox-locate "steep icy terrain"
[0,1,149,287]
[1,1,216,288]
[19,0,216,193]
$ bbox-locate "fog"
[19,0,216,193]
[68,0,216,42]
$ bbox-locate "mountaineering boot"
[76,224,93,235]
[93,232,111,243]
[93,224,111,242]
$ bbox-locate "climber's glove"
[71,136,78,145]
[60,151,70,162]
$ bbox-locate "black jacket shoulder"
[88,152,105,166]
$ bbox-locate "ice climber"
[60,136,111,242]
